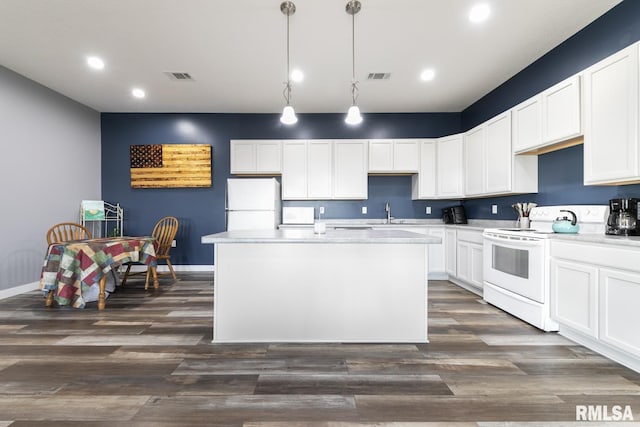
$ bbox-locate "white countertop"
[202,228,442,244]
[205,219,640,248]
[551,232,640,248]
[279,218,513,232]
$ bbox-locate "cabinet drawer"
[456,229,483,244]
[551,240,640,272]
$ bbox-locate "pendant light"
[345,0,363,125]
[280,1,297,125]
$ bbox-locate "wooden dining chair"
[46,222,93,245]
[44,222,93,307]
[121,216,179,289]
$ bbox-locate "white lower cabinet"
[599,268,640,358]
[550,258,598,337]
[372,226,446,280]
[445,229,457,276]
[550,240,640,373]
[456,241,483,291]
[445,228,483,295]
[427,227,446,279]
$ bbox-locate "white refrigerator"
[226,178,281,230]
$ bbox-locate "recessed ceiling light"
[86,56,105,70]
[420,69,436,81]
[131,88,146,99]
[291,69,304,83]
[469,3,490,23]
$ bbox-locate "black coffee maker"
[606,198,640,236]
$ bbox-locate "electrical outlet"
[171,239,176,247]
[426,206,431,215]
[491,204,498,214]
[362,206,367,214]
[319,206,325,215]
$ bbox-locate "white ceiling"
[0,0,622,114]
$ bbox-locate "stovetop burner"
[488,205,610,238]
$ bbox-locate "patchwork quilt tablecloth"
[39,236,157,308]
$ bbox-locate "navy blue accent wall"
[461,0,640,219]
[282,176,461,220]
[463,145,640,220]
[101,113,461,265]
[462,0,640,129]
[101,0,640,263]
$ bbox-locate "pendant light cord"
[350,1,359,106]
[282,3,293,106]
[283,10,291,105]
[351,9,355,81]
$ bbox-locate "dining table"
[39,236,158,309]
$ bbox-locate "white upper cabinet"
[436,134,465,199]
[465,111,537,197]
[368,139,419,173]
[485,112,514,194]
[512,75,582,155]
[333,139,368,199]
[281,140,334,200]
[542,74,582,144]
[584,42,640,185]
[411,139,437,199]
[307,140,333,199]
[394,139,420,172]
[464,124,485,196]
[281,140,309,200]
[230,140,282,174]
[512,95,542,153]
[368,140,393,171]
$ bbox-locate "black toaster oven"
[443,205,467,224]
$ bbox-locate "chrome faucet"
[385,202,391,224]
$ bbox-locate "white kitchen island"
[201,228,440,343]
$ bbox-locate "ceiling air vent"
[367,72,391,80]
[164,72,194,81]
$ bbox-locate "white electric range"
[482,205,609,331]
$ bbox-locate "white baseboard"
[0,265,215,300]
[448,277,483,296]
[125,264,214,273]
[0,281,41,300]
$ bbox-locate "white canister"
[314,222,326,234]
[519,216,530,229]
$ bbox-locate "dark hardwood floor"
[1,274,639,426]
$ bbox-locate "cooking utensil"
[512,202,537,218]
[552,209,580,233]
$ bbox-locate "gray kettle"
[552,209,580,233]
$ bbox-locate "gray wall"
[0,65,101,293]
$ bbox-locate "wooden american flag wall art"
[130,144,212,188]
